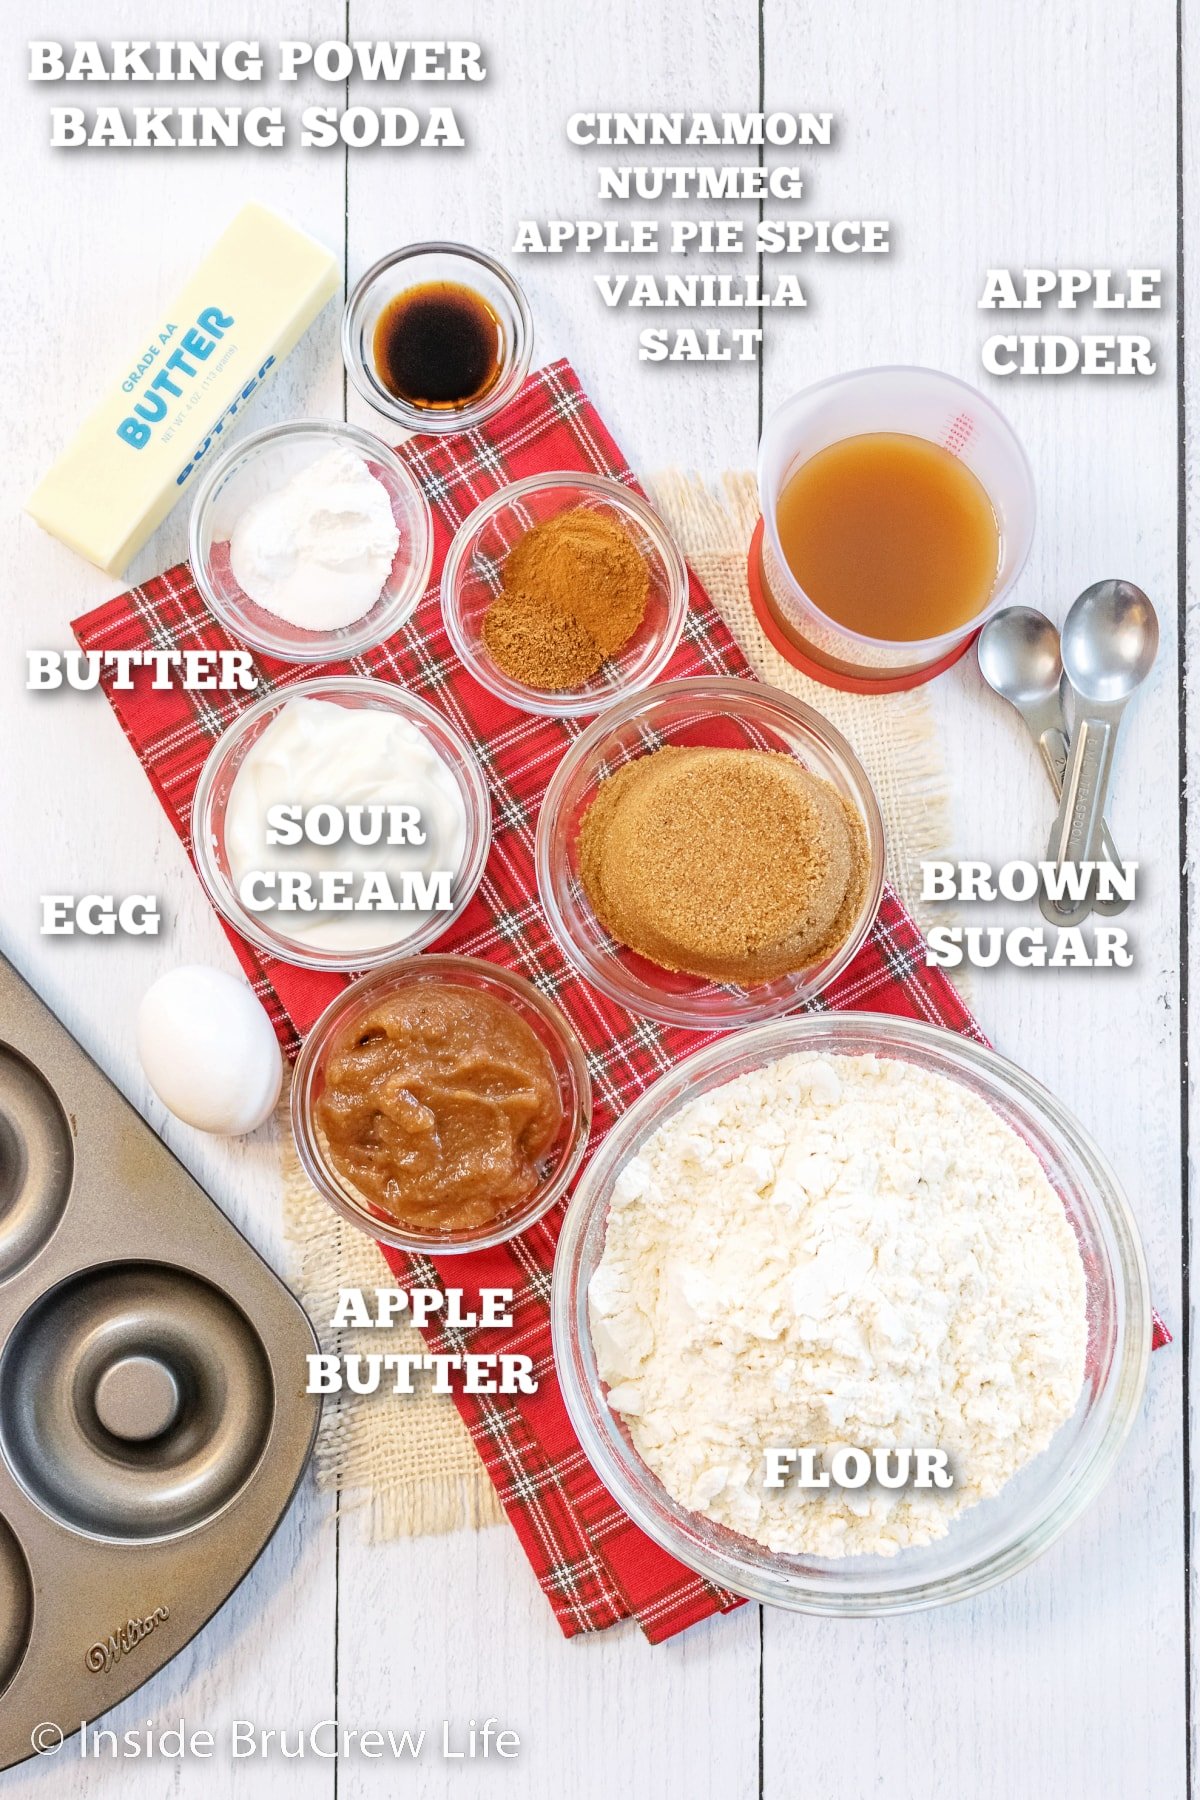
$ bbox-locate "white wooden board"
[0,1,1187,1795]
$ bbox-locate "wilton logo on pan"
[85,1606,170,1676]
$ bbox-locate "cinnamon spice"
[482,506,650,690]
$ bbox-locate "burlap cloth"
[281,473,961,1538]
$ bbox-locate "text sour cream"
[224,697,468,954]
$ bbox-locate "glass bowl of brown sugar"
[440,473,690,717]
[535,677,885,1029]
[292,955,593,1253]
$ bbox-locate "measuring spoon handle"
[1040,715,1120,927]
[1034,726,1128,916]
[1035,724,1069,792]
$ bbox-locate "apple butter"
[314,983,563,1233]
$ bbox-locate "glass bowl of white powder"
[189,420,433,663]
[192,676,491,972]
[552,1014,1151,1615]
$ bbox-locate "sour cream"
[227,445,400,632]
[224,697,468,954]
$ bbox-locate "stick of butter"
[26,203,340,576]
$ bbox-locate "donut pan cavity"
[0,955,320,1770]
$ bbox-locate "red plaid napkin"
[73,360,1167,1642]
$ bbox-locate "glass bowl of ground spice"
[535,676,885,1028]
[440,473,690,717]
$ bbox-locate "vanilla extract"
[372,280,503,410]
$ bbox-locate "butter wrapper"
[26,203,340,576]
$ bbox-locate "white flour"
[589,1052,1088,1558]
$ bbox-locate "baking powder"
[229,444,400,631]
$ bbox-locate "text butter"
[26,203,339,576]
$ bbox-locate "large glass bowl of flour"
[552,1014,1151,1615]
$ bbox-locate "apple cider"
[774,432,1001,642]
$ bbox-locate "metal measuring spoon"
[977,605,1126,915]
[1042,580,1158,927]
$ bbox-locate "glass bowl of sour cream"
[189,420,433,663]
[191,676,491,972]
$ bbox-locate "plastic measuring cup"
[756,366,1037,683]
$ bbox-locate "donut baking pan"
[0,952,320,1770]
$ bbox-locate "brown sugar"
[577,746,870,984]
[481,506,650,691]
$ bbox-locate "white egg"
[137,965,283,1136]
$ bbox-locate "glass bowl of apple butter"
[342,242,534,434]
[292,955,592,1252]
